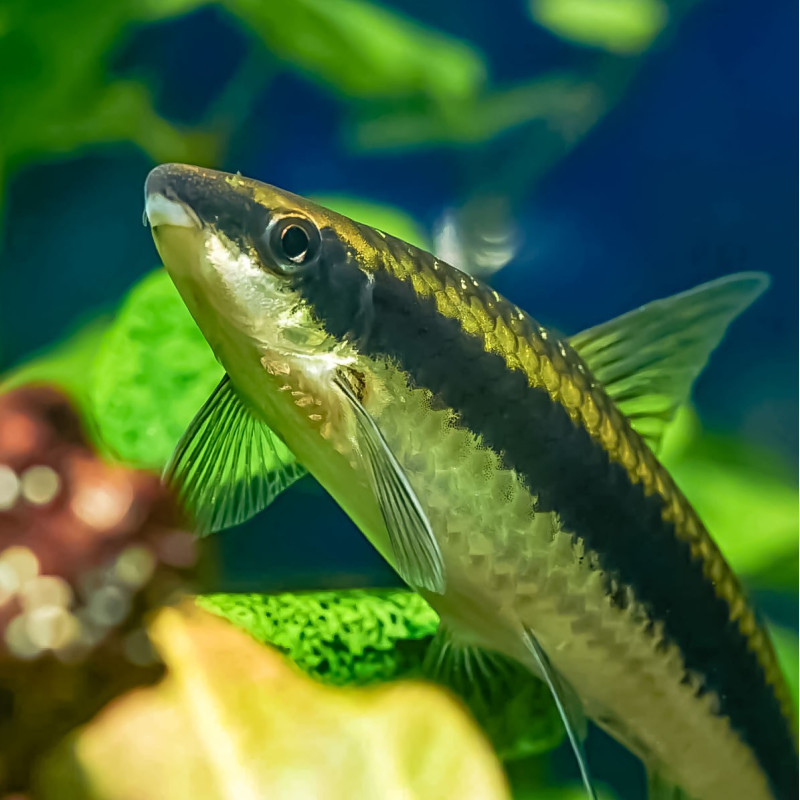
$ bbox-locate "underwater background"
[0,1,796,798]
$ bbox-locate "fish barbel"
[144,163,796,800]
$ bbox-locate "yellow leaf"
[37,603,509,800]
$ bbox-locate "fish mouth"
[144,164,205,229]
[144,163,267,242]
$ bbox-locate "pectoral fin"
[335,373,445,594]
[569,272,769,453]
[165,375,306,535]
[523,627,597,800]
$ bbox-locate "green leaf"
[198,590,565,761]
[769,624,799,708]
[198,590,438,686]
[513,784,618,800]
[0,0,214,202]
[223,0,485,102]
[350,77,603,151]
[90,269,223,469]
[136,0,211,19]
[661,409,798,586]
[530,0,668,54]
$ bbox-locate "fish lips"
[144,164,266,241]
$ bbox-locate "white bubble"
[0,563,20,605]
[71,478,133,531]
[87,585,130,627]
[114,546,156,589]
[26,605,77,650]
[20,575,73,610]
[73,608,107,647]
[20,465,60,505]
[5,614,42,660]
[0,465,20,511]
[0,546,39,585]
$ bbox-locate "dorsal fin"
[569,272,769,453]
[165,375,306,535]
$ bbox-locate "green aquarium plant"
[198,589,565,761]
[36,603,512,800]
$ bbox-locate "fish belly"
[508,536,772,800]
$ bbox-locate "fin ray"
[335,373,445,594]
[523,627,597,800]
[569,272,769,452]
[165,375,306,535]
[424,625,513,705]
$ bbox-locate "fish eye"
[266,216,321,273]
[282,225,309,261]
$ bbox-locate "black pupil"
[281,224,309,262]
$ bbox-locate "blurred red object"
[0,385,199,792]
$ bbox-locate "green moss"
[198,589,564,761]
[89,270,223,469]
[198,590,437,685]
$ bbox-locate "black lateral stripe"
[298,227,797,796]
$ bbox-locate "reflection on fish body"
[145,163,797,800]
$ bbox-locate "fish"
[144,163,797,800]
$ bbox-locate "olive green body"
[146,164,796,800]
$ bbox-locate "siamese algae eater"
[144,163,796,800]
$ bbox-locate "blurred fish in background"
[0,0,796,798]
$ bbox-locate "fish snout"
[144,164,207,230]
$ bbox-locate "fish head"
[144,163,374,367]
[144,164,397,550]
